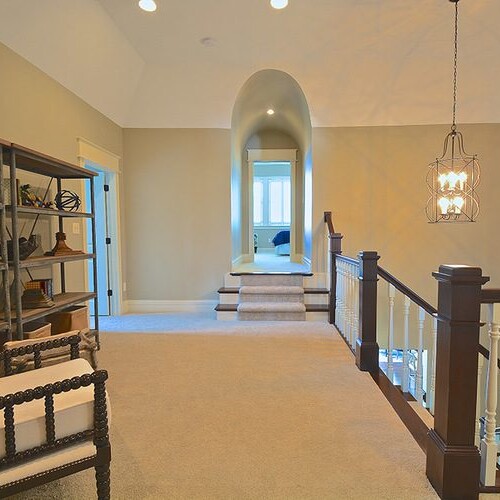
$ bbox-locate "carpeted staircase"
[238,274,306,320]
[216,272,329,321]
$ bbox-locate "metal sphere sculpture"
[55,190,81,212]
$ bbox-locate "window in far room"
[253,171,291,227]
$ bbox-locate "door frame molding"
[77,138,123,316]
[247,149,298,262]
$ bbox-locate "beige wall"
[312,124,500,305]
[2,40,499,307]
[123,129,231,301]
[0,42,123,295]
[0,43,122,163]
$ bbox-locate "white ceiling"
[0,0,499,128]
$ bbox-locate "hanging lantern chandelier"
[426,0,480,223]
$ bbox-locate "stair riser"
[241,275,303,287]
[224,274,241,287]
[219,293,328,305]
[219,294,239,305]
[306,312,329,321]
[216,311,328,322]
[224,273,329,289]
[239,294,304,303]
[305,294,328,305]
[238,312,306,321]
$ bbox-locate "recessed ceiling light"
[138,0,157,12]
[270,0,288,9]
[267,109,275,116]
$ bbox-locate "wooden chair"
[0,334,111,498]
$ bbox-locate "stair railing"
[324,211,342,325]
[377,266,438,413]
[323,212,495,498]
[478,290,500,487]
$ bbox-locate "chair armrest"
[1,334,81,375]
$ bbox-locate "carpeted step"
[237,302,306,321]
[239,285,304,303]
[241,274,303,287]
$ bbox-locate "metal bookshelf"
[0,140,99,341]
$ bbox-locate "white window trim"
[253,176,291,227]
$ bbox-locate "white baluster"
[476,353,484,447]
[353,265,359,349]
[387,284,396,380]
[344,263,349,338]
[428,316,438,414]
[336,262,344,333]
[350,263,356,348]
[340,262,346,336]
[416,307,425,405]
[347,263,353,345]
[340,262,345,332]
[402,296,411,393]
[480,305,500,486]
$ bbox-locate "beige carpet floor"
[11,319,441,499]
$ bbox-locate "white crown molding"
[77,137,121,173]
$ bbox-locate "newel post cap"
[358,251,380,261]
[432,265,489,286]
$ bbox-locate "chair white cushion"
[0,359,95,459]
[0,441,96,486]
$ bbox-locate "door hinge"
[105,237,111,245]
[104,184,110,192]
[107,289,113,297]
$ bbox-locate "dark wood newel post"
[355,251,380,372]
[426,265,489,500]
[328,232,343,325]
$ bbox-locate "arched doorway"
[231,70,313,272]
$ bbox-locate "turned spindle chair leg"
[95,464,111,500]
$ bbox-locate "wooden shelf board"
[8,292,96,324]
[8,144,97,179]
[17,253,95,269]
[7,205,94,218]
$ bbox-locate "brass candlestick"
[45,232,84,256]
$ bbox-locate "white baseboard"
[232,255,244,268]
[232,254,252,268]
[124,300,217,314]
[241,253,252,264]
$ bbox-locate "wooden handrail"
[377,266,437,317]
[324,211,335,236]
[478,343,500,370]
[481,288,500,304]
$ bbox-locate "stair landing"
[216,272,329,321]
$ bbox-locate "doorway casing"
[77,137,123,316]
[247,148,298,263]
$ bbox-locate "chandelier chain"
[452,0,459,131]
